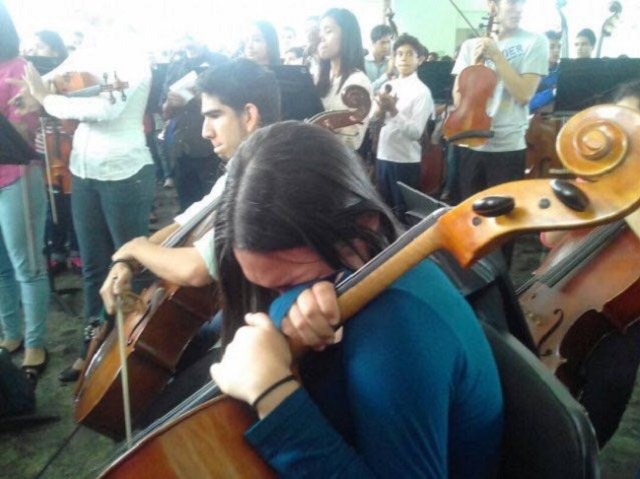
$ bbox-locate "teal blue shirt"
[246,259,503,478]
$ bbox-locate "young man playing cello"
[87,60,280,382]
[451,0,548,201]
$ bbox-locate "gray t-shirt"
[452,29,549,152]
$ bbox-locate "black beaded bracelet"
[251,374,297,409]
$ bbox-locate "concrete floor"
[1,188,639,478]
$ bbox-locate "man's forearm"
[129,241,212,287]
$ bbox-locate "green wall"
[393,0,487,56]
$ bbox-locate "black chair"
[482,323,600,479]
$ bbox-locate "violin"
[443,12,498,147]
[99,103,640,477]
[307,84,371,130]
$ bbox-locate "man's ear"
[243,103,261,133]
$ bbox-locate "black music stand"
[417,61,455,105]
[555,58,640,115]
[268,65,324,121]
[0,113,37,165]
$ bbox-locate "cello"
[595,1,622,59]
[73,197,220,440]
[519,218,640,396]
[99,103,640,477]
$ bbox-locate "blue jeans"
[71,165,155,325]
[0,166,49,348]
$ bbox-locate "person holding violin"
[316,8,373,151]
[373,33,434,217]
[0,2,50,381]
[451,0,548,202]
[99,60,281,367]
[11,15,156,382]
[210,120,503,478]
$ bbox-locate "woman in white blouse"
[315,8,373,151]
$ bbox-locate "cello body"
[74,280,218,439]
[519,221,640,395]
[74,206,219,440]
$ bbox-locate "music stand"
[268,65,324,121]
[417,61,455,105]
[555,58,640,115]
[0,113,37,165]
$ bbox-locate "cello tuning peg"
[550,179,590,212]
[472,195,515,217]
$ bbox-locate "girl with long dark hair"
[211,121,503,477]
[244,21,281,66]
[315,8,372,150]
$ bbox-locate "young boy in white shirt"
[374,33,434,216]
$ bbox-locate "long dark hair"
[253,21,281,66]
[214,121,399,345]
[0,2,19,62]
[316,8,365,98]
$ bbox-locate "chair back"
[482,324,600,479]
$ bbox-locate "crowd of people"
[1,0,639,475]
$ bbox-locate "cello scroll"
[307,84,371,131]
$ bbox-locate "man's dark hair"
[393,33,426,57]
[370,24,394,43]
[0,2,19,62]
[35,30,69,60]
[196,59,281,126]
[316,8,366,98]
[545,30,562,42]
[576,28,596,47]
